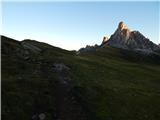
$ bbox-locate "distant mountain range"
[79,22,160,55]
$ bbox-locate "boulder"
[21,41,42,54]
[53,63,70,72]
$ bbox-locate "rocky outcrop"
[101,22,160,54]
[77,44,99,54]
[102,36,109,44]
[21,41,42,54]
[53,63,70,72]
[1,36,42,60]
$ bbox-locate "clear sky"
[2,1,160,50]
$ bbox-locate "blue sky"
[2,1,159,50]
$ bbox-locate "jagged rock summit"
[101,21,160,53]
[118,21,130,30]
[102,35,109,44]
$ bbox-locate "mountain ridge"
[2,36,160,120]
[78,22,160,57]
[2,23,160,120]
[101,21,160,52]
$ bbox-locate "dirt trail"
[53,63,88,120]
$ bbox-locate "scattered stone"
[38,113,46,120]
[32,114,38,120]
[53,63,70,72]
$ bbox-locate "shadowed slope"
[2,35,160,120]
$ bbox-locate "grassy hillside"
[2,36,160,120]
[69,47,160,120]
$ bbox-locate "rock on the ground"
[53,63,70,72]
[39,113,46,120]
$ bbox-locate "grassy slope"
[2,38,71,120]
[2,55,57,120]
[69,47,160,120]
[2,38,160,120]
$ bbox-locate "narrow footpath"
[53,63,88,120]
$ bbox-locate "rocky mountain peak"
[118,21,129,30]
[111,21,131,42]
[101,22,160,53]
[102,35,109,44]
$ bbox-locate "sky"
[1,1,160,50]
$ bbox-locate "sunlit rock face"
[118,21,129,30]
[102,36,109,44]
[102,21,160,52]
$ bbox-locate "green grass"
[2,54,57,120]
[2,38,160,120]
[68,47,160,120]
